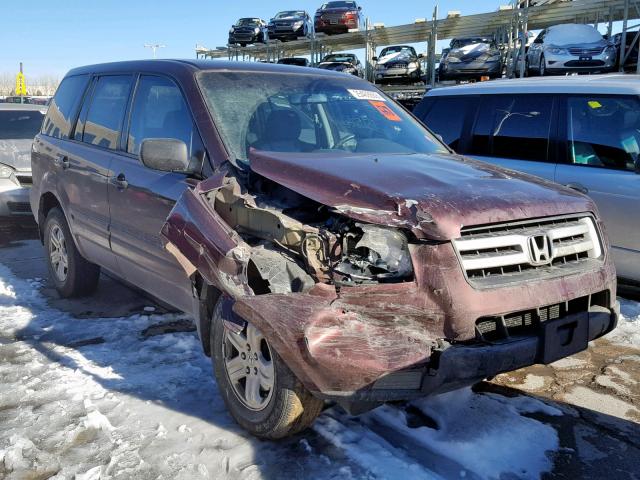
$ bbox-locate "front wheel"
[539,55,547,76]
[43,207,100,297]
[211,298,323,439]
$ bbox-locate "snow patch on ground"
[2,256,638,479]
[374,388,561,480]
[606,299,640,347]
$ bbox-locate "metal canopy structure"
[195,0,640,82]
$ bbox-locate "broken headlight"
[334,224,413,283]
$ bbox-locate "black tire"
[210,298,323,439]
[43,207,100,298]
[539,55,547,76]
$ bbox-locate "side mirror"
[418,53,424,59]
[534,38,543,44]
[358,6,362,10]
[372,56,378,61]
[140,139,189,173]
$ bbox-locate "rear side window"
[567,96,640,172]
[0,110,46,140]
[470,95,553,161]
[82,76,133,150]
[126,75,204,165]
[41,75,89,139]
[415,96,468,151]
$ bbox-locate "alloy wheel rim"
[49,224,69,282]
[223,322,275,411]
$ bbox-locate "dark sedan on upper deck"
[267,10,314,41]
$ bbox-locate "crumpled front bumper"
[229,238,617,409]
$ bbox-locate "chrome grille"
[453,215,602,287]
[568,47,604,56]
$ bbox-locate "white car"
[527,24,617,76]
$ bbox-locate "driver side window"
[127,75,205,170]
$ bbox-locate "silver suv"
[415,75,640,285]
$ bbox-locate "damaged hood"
[446,43,495,62]
[318,61,356,71]
[377,50,417,65]
[249,150,596,240]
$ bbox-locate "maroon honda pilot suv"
[31,60,618,439]
[315,0,363,34]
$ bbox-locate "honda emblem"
[528,235,553,266]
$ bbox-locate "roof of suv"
[427,74,640,97]
[65,59,347,79]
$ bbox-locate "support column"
[518,0,529,78]
[620,0,630,72]
[429,4,438,86]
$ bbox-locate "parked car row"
[414,75,640,285]
[25,60,619,441]
[228,1,364,46]
[277,47,424,84]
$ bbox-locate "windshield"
[0,110,45,140]
[451,38,491,48]
[322,55,354,63]
[236,18,259,26]
[322,1,356,8]
[197,71,446,164]
[546,24,603,45]
[380,46,415,57]
[275,11,304,19]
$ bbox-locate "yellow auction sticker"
[588,100,603,109]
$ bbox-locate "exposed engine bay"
[208,169,414,295]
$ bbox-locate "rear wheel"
[43,207,100,297]
[211,298,323,439]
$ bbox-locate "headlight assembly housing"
[0,164,13,179]
[334,224,413,283]
[548,47,568,55]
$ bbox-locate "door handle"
[565,183,589,195]
[54,154,70,170]
[113,173,128,190]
